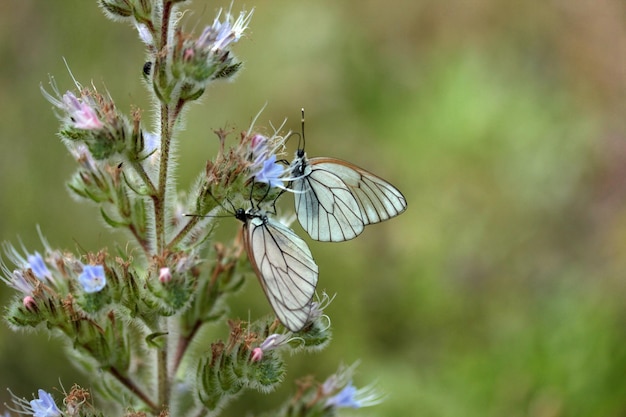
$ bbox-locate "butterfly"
[289,110,407,242]
[234,207,318,332]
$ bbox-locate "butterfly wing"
[243,212,319,332]
[309,157,407,225]
[292,155,364,242]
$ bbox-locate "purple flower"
[251,333,293,362]
[61,92,103,130]
[78,265,106,293]
[1,270,37,295]
[27,252,51,281]
[41,75,103,132]
[29,390,61,417]
[196,8,253,52]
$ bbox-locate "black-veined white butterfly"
[234,207,318,332]
[289,111,407,242]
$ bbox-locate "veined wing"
[241,210,318,332]
[291,154,364,242]
[309,157,407,225]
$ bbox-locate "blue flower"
[27,252,51,281]
[78,265,106,293]
[29,390,61,417]
[326,383,360,408]
[325,381,385,410]
[254,154,288,188]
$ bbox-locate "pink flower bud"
[159,267,172,284]
[183,48,195,61]
[250,347,263,362]
[23,296,37,312]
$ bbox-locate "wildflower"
[27,252,51,281]
[30,389,62,417]
[325,382,384,409]
[246,128,292,189]
[196,8,254,53]
[250,333,293,362]
[61,92,103,130]
[307,291,335,326]
[6,389,61,417]
[42,77,103,131]
[1,270,37,296]
[78,265,106,293]
[253,154,288,188]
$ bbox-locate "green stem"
[154,0,176,411]
[129,160,157,196]
[167,215,201,250]
[109,366,159,415]
[172,319,203,376]
[157,343,168,409]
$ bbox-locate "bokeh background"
[1,1,626,415]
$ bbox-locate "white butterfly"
[235,207,318,332]
[289,114,407,242]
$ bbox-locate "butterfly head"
[234,208,247,223]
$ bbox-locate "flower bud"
[23,295,38,312]
[159,267,172,284]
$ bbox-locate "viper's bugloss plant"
[1,1,384,416]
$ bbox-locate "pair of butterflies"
[237,117,407,332]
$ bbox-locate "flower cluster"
[1,233,107,303]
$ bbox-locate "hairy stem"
[129,160,157,196]
[167,215,201,250]
[109,367,159,414]
[153,0,176,411]
[172,319,203,375]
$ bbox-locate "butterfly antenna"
[248,179,260,209]
[300,107,307,152]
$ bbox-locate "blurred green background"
[1,1,626,415]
